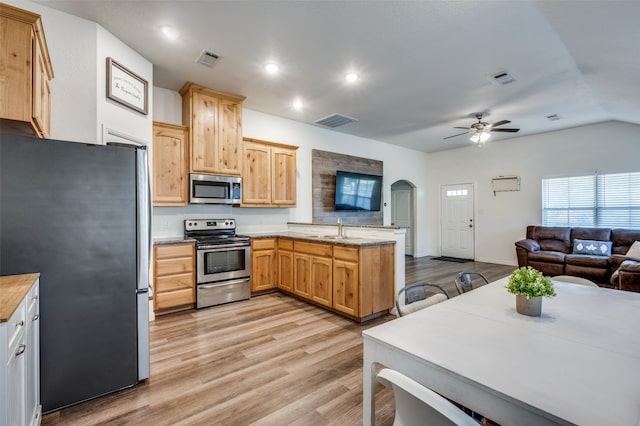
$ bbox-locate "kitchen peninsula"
[247,222,402,322]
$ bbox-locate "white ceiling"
[36,0,640,153]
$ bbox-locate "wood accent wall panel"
[311,149,383,225]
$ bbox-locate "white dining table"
[362,278,640,426]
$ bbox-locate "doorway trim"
[391,180,416,257]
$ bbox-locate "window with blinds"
[542,172,640,229]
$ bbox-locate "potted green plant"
[506,266,556,317]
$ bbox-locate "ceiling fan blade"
[443,132,469,140]
[453,127,470,130]
[491,120,511,127]
[491,128,520,133]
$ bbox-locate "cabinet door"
[7,335,27,426]
[0,15,32,123]
[242,141,271,205]
[153,122,189,206]
[271,147,297,206]
[190,92,218,173]
[277,249,294,292]
[293,252,311,298]
[25,282,40,426]
[32,34,49,137]
[252,248,277,291]
[310,256,333,307]
[333,259,359,316]
[217,99,242,175]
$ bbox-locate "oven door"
[197,244,251,284]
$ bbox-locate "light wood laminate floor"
[42,257,514,426]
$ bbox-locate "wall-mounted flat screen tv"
[334,170,382,211]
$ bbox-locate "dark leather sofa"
[515,226,640,292]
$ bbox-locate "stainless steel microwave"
[190,173,242,204]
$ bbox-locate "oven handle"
[199,278,250,289]
[198,243,250,251]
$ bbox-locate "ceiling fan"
[444,113,520,144]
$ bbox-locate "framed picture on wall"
[106,57,148,115]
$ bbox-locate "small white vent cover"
[490,71,516,85]
[196,50,219,67]
[314,113,358,128]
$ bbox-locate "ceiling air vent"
[314,113,358,128]
[546,113,561,121]
[196,50,219,67]
[491,71,516,85]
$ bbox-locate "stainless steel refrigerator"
[0,134,150,413]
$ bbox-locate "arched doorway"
[391,180,416,257]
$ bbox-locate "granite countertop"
[244,231,395,247]
[0,273,40,322]
[288,222,401,230]
[153,237,197,245]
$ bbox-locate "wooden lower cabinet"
[293,241,333,307]
[153,242,195,314]
[277,239,294,292]
[251,238,277,292]
[333,247,360,317]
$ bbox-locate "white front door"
[391,188,413,255]
[440,183,474,259]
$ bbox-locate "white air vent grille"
[314,113,358,128]
[491,71,516,85]
[196,50,219,67]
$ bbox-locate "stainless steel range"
[185,218,251,309]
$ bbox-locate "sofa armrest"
[515,239,540,252]
[619,260,640,293]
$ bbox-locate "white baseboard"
[474,257,518,267]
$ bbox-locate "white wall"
[96,26,153,145]
[425,121,640,265]
[152,87,432,256]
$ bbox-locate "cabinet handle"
[16,320,24,327]
[15,344,26,357]
[32,295,39,300]
[33,314,40,321]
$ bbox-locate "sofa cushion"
[528,251,566,264]
[565,254,609,268]
[533,227,571,253]
[572,239,612,256]
[571,227,611,243]
[611,229,640,255]
[626,241,640,259]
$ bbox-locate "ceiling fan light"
[480,131,491,143]
[470,133,480,143]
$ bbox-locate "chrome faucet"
[337,217,343,238]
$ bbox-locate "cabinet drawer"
[156,272,194,293]
[155,288,194,310]
[27,283,39,320]
[156,257,193,276]
[277,238,293,251]
[252,238,276,250]
[7,299,26,351]
[155,243,194,259]
[295,241,332,257]
[334,246,359,262]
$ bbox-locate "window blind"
[542,172,640,229]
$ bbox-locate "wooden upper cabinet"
[152,121,189,206]
[0,3,54,138]
[242,138,298,207]
[271,147,297,206]
[180,82,245,176]
[242,140,271,205]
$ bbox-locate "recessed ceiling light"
[160,25,179,40]
[292,99,303,110]
[345,72,359,82]
[264,63,279,74]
